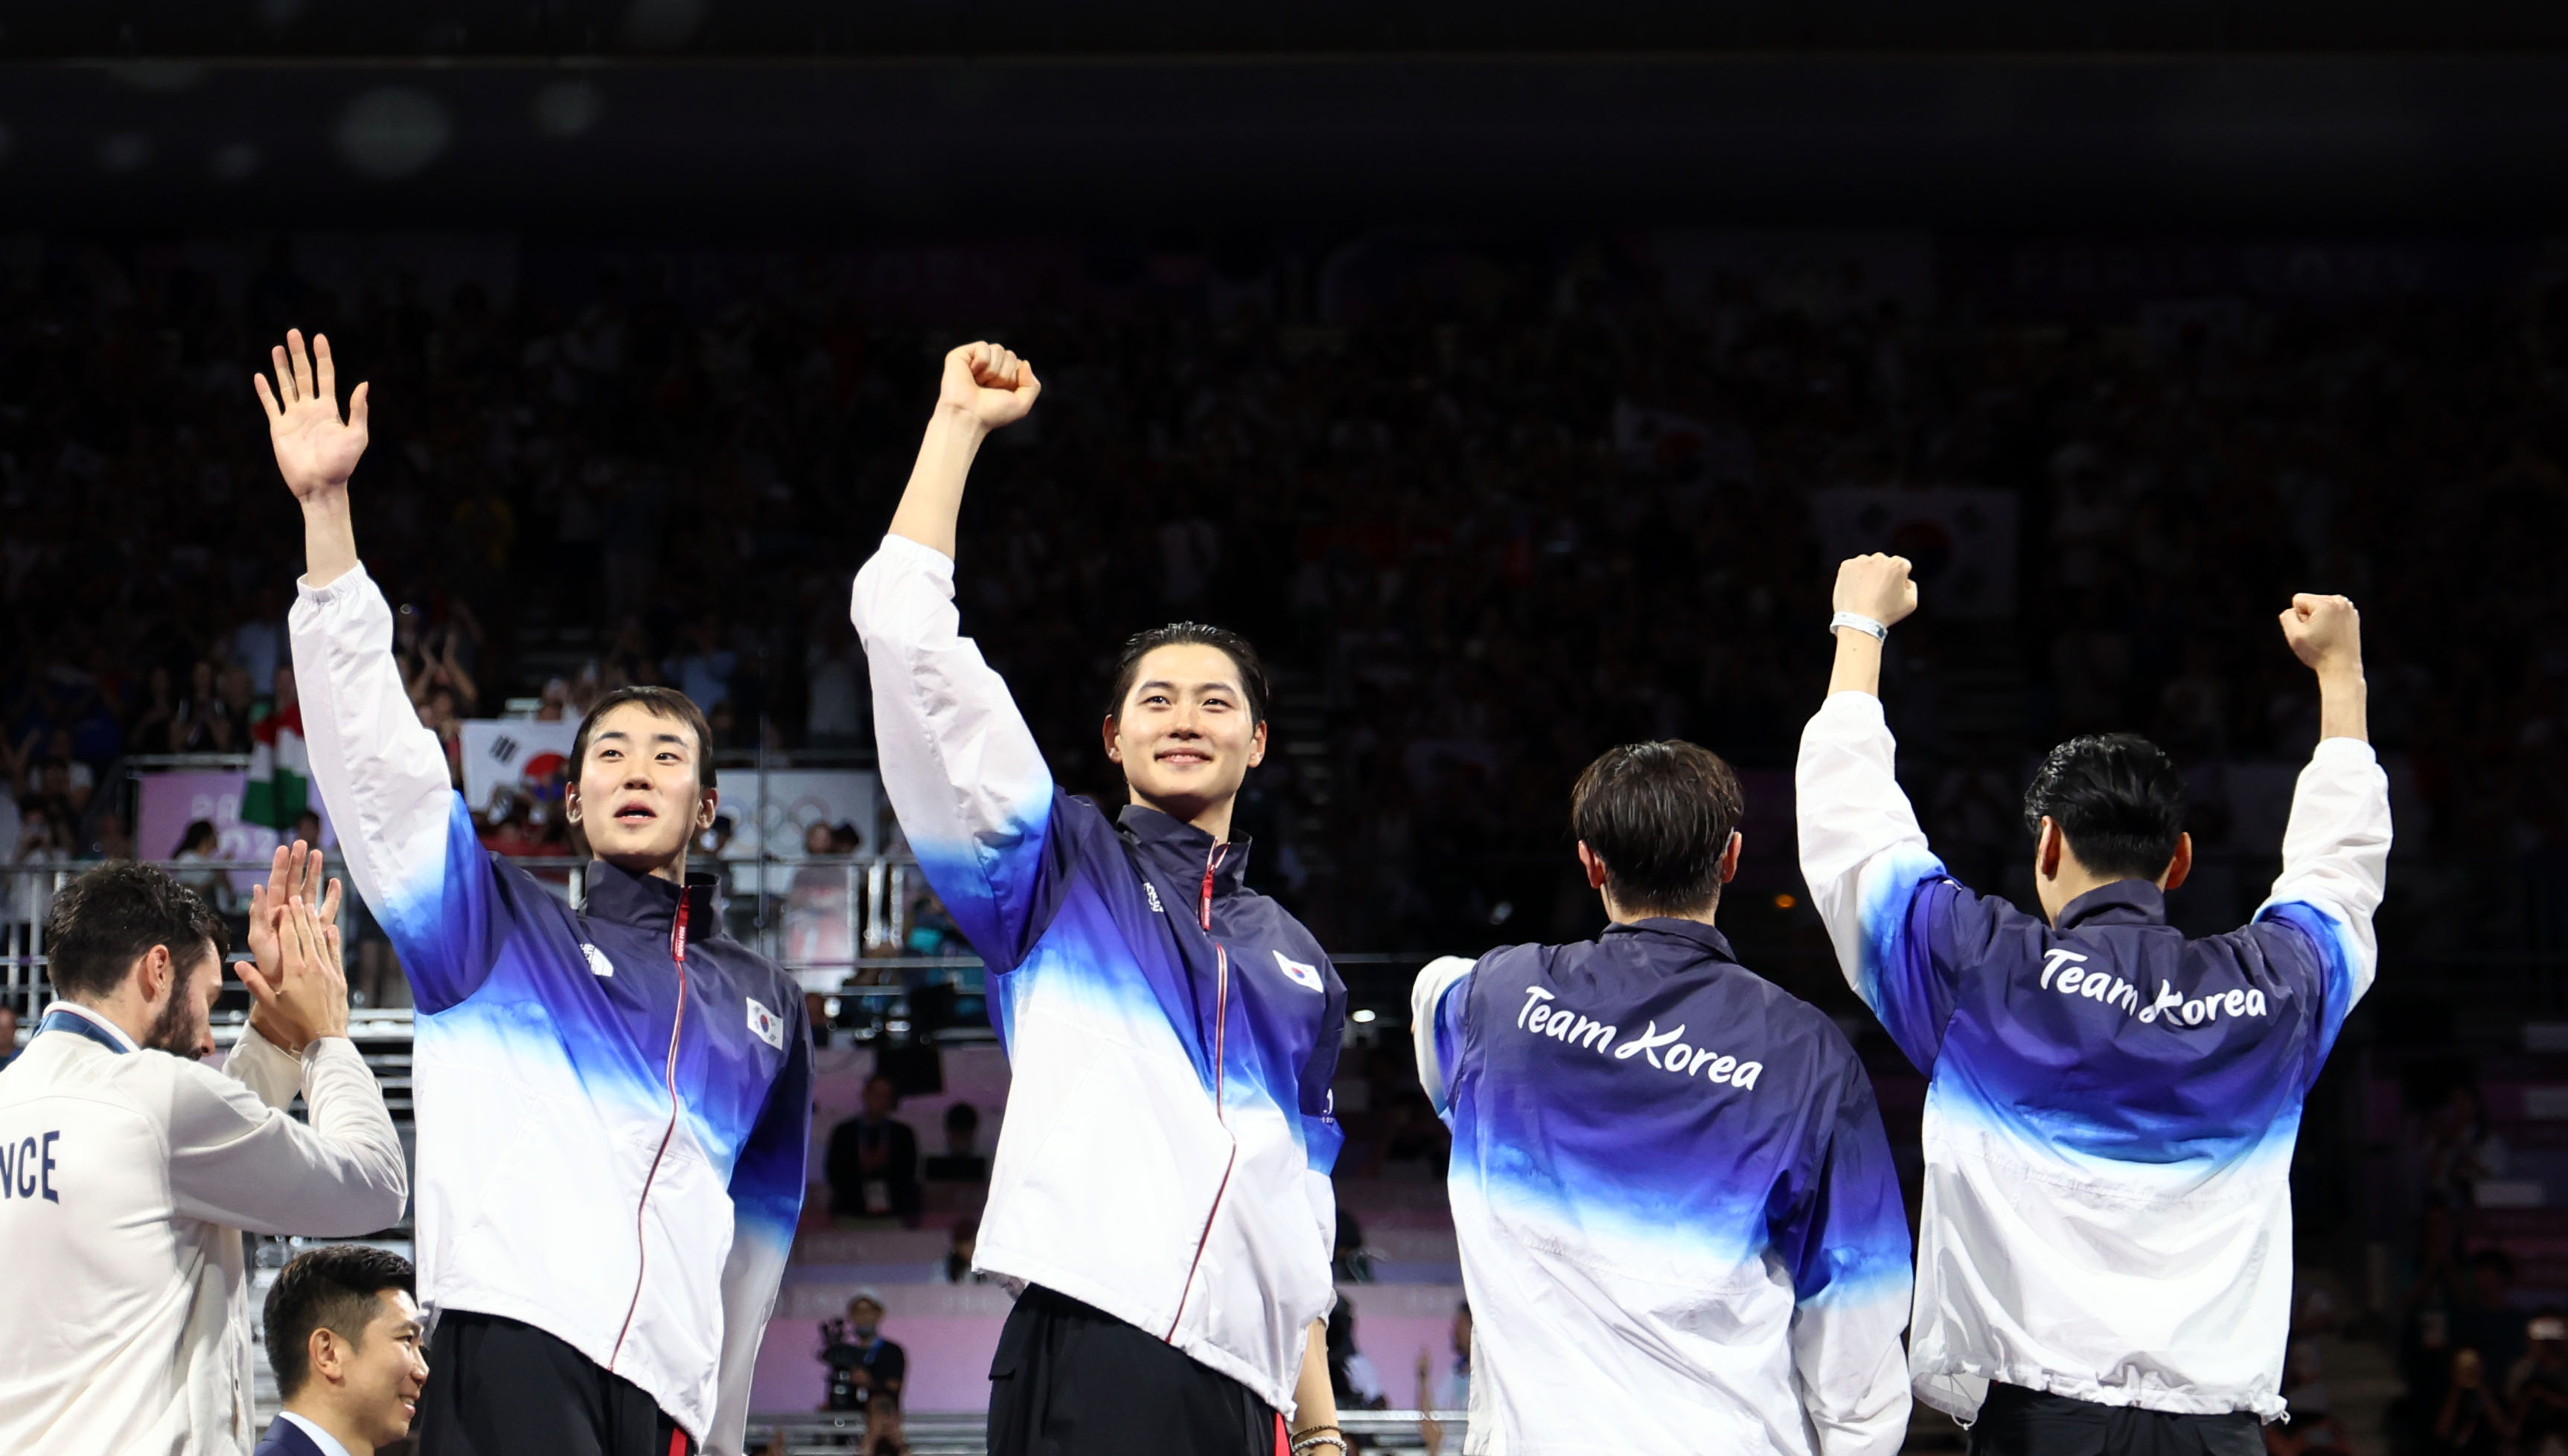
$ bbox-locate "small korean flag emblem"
[581,944,615,978]
[1274,951,1324,992]
[747,997,786,1050]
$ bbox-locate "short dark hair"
[945,1102,980,1133]
[1105,624,1269,726]
[2022,733,2186,881]
[571,686,718,793]
[261,1244,416,1398]
[1571,741,1746,919]
[42,862,224,999]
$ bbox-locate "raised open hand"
[937,342,1041,432]
[243,838,346,1053]
[255,329,370,502]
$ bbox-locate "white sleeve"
[707,1229,790,1455]
[1795,692,1941,1008]
[221,1023,303,1111]
[291,567,499,1010]
[1411,956,1475,1117]
[2255,737,2392,1002]
[167,1038,408,1236]
[290,566,453,922]
[1792,1299,1912,1456]
[851,534,1060,965]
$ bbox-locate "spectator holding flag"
[245,668,310,836]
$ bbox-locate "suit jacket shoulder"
[255,1416,328,1456]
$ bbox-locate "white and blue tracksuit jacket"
[1795,691,2389,1420]
[1414,920,1913,1456]
[292,569,812,1454]
[852,534,1347,1418]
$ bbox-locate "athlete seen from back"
[1413,741,1911,1455]
[1796,554,2389,1451]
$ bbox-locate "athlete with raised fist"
[1798,555,2389,1452]
[854,343,1347,1456]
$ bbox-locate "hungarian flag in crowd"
[243,705,310,828]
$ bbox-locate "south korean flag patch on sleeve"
[746,997,787,1050]
[1274,950,1325,992]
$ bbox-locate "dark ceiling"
[10,4,2568,232]
[17,0,2568,58]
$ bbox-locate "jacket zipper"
[1166,844,1239,1341]
[612,889,693,1369]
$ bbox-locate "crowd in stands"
[2,233,2561,969]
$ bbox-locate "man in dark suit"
[826,1073,922,1222]
[258,1245,428,1456]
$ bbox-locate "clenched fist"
[2278,593,2362,678]
[938,342,1041,432]
[1832,553,1919,630]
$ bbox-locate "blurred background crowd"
[7,232,2561,967]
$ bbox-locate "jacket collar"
[1603,916,1740,965]
[1117,802,1253,898]
[2055,879,2169,931]
[40,1000,137,1055]
[581,858,723,939]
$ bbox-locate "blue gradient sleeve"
[712,992,810,1452]
[1781,1062,1913,1308]
[726,993,813,1242]
[911,791,1078,976]
[1300,953,1349,1173]
[2255,901,2364,1073]
[855,534,1074,975]
[1411,955,1477,1119]
[290,565,508,1015]
[375,796,510,1015]
[1856,869,1974,1073]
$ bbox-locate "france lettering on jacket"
[1416,920,1910,1456]
[0,1131,60,1201]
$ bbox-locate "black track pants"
[1967,1384,2264,1456]
[417,1310,693,1456]
[988,1286,1282,1456]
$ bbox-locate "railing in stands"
[0,855,974,1033]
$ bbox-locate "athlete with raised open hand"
[854,343,1349,1456]
[1797,555,2389,1452]
[260,330,811,1456]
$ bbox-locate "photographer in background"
[818,1291,906,1455]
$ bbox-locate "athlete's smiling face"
[567,701,716,880]
[1105,643,1267,830]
